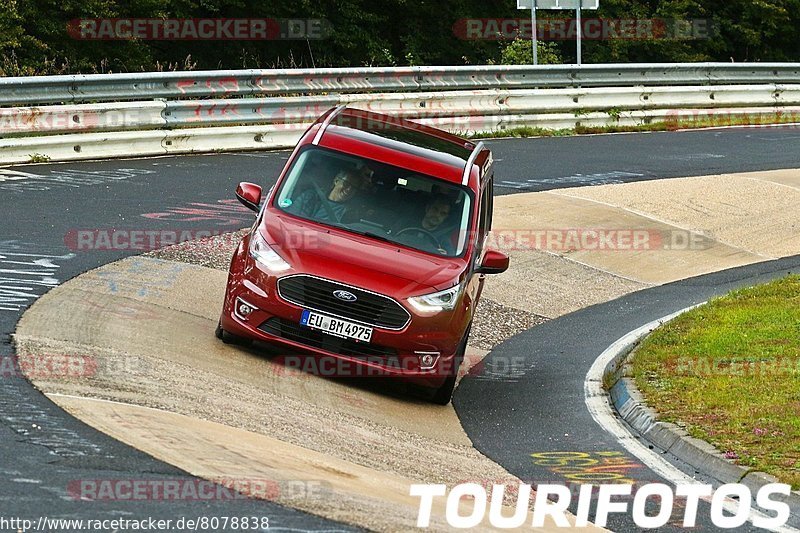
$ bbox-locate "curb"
[602,308,800,518]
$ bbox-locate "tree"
[1,0,799,75]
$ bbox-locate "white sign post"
[517,0,599,65]
[577,1,582,65]
[531,0,537,64]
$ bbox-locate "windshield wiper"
[349,229,396,245]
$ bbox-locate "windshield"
[273,146,473,257]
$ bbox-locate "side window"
[476,178,492,256]
[486,174,494,233]
[478,179,493,236]
[477,189,487,237]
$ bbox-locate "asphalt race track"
[455,255,800,532]
[2,126,799,531]
[0,155,355,530]
[489,127,800,193]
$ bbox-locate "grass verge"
[468,111,800,139]
[631,275,800,489]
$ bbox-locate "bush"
[500,37,562,65]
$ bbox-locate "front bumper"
[220,265,466,388]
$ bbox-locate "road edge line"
[585,304,800,530]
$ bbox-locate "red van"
[216,106,508,404]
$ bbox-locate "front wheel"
[429,373,458,406]
[215,321,252,346]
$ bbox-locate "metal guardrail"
[2,63,800,164]
[2,63,800,106]
[4,85,799,135]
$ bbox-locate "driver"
[401,194,457,255]
[421,194,452,233]
[290,167,366,223]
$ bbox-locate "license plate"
[300,310,373,342]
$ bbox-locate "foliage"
[500,38,562,65]
[1,0,798,75]
[27,153,51,163]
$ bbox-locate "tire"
[427,325,471,405]
[215,321,252,346]
[429,373,458,406]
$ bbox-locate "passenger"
[290,168,366,223]
[355,162,375,192]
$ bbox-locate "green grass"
[468,111,800,140]
[631,275,800,489]
[470,126,575,139]
[27,153,51,163]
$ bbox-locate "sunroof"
[332,112,472,161]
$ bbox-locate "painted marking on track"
[141,199,253,226]
[89,258,188,298]
[0,168,155,192]
[530,451,642,484]
[498,171,645,190]
[652,153,726,161]
[234,153,289,159]
[529,450,696,527]
[750,135,800,141]
[0,241,74,313]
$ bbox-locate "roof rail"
[461,141,485,186]
[312,104,348,145]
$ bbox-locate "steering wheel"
[311,181,338,222]
[395,227,443,251]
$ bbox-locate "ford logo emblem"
[333,290,357,302]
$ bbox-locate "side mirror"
[476,249,509,275]
[236,182,262,213]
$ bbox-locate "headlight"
[249,230,291,272]
[407,283,462,314]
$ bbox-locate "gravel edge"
[145,230,548,351]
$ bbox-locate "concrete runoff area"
[52,395,562,532]
[14,258,598,532]
[14,168,800,531]
[483,168,800,317]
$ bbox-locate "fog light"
[415,351,440,370]
[235,297,258,321]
